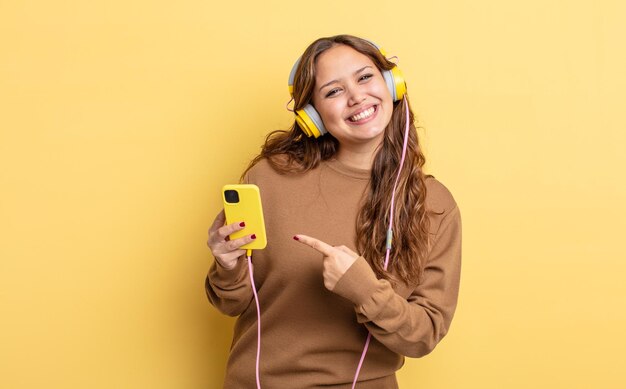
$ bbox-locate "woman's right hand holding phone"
[207,210,256,270]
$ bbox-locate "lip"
[345,104,378,125]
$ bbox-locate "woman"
[206,35,461,388]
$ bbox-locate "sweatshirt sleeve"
[332,205,462,358]
[205,255,254,317]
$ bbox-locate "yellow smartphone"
[222,184,267,250]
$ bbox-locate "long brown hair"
[242,35,430,285]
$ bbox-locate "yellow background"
[1,1,625,388]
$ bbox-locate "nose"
[347,86,366,106]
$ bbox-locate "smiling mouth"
[348,106,377,122]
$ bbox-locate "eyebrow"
[318,66,373,93]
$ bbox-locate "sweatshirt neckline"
[324,158,371,180]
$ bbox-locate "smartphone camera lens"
[224,190,240,204]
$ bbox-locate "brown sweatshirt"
[206,158,462,388]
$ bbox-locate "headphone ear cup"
[390,66,407,101]
[295,104,327,138]
[382,66,407,102]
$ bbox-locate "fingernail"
[251,234,256,239]
[239,222,245,227]
[293,235,299,241]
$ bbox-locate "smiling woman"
[311,45,394,161]
[205,34,462,389]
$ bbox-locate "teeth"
[350,106,375,122]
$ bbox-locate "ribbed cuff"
[332,256,381,305]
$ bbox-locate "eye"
[325,88,341,98]
[359,73,373,82]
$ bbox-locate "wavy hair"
[242,35,430,285]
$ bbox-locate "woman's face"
[311,44,393,150]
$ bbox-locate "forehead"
[314,45,376,84]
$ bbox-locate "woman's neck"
[335,144,379,170]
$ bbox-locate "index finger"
[294,234,335,256]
